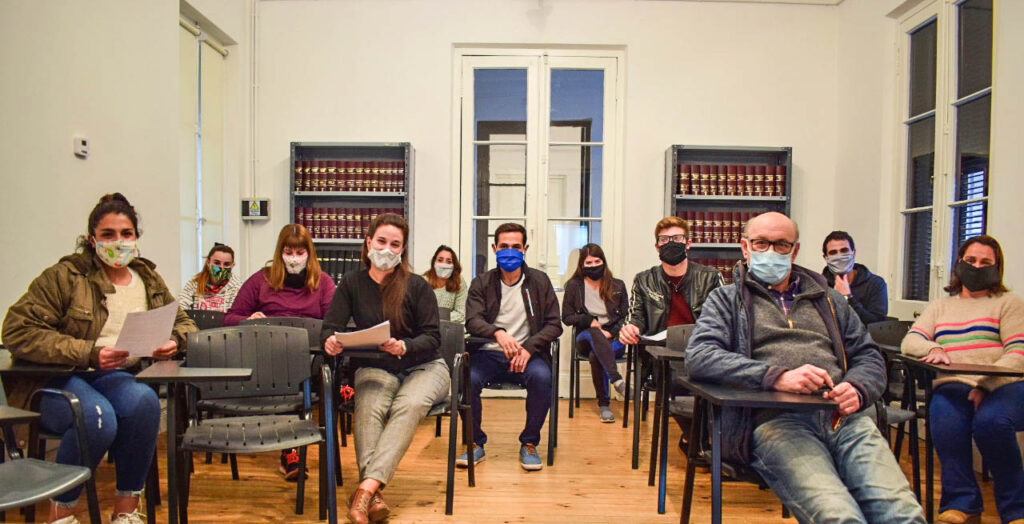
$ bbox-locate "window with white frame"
[897,0,992,303]
[455,51,622,287]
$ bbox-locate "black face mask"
[955,261,1000,292]
[581,264,606,280]
[658,241,687,266]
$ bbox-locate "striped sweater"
[901,292,1024,390]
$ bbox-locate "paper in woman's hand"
[334,321,391,350]
[114,301,179,357]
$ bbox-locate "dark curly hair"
[76,193,141,251]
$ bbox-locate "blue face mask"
[495,248,525,272]
[747,250,793,285]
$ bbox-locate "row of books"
[677,163,787,198]
[679,211,759,245]
[316,249,363,285]
[294,160,406,193]
[294,207,405,239]
[693,258,741,284]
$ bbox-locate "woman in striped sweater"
[902,235,1024,524]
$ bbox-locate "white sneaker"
[110,510,146,524]
[51,516,80,524]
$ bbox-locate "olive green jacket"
[2,251,196,408]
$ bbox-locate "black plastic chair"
[469,338,560,466]
[240,316,323,353]
[181,325,337,521]
[0,376,101,524]
[867,319,918,458]
[438,307,452,321]
[184,309,226,331]
[567,327,632,420]
[427,320,472,514]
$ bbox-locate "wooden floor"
[12,398,1003,523]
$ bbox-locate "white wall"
[0,0,179,318]
[251,0,842,280]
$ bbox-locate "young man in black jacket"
[821,231,889,326]
[459,223,562,471]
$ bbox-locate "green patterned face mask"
[208,264,231,282]
[94,239,138,269]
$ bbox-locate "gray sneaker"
[612,379,628,400]
[599,406,615,423]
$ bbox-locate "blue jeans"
[930,381,1024,521]
[39,371,160,504]
[752,410,925,523]
[575,329,625,406]
[462,350,551,446]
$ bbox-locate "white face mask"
[94,239,138,269]
[368,247,402,271]
[434,263,454,279]
[283,254,308,274]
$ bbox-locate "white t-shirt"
[485,275,530,352]
[95,268,149,350]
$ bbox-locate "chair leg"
[435,415,442,437]
[893,422,906,461]
[446,403,459,515]
[641,386,649,422]
[146,451,161,506]
[229,453,239,480]
[781,505,791,518]
[319,442,327,521]
[221,452,228,464]
[84,472,103,524]
[205,452,213,464]
[574,356,581,410]
[341,413,349,447]
[568,345,576,419]
[680,398,704,524]
[296,446,308,515]
[623,345,632,428]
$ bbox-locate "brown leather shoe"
[368,490,389,522]
[936,510,981,524]
[346,488,373,524]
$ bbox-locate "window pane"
[955,95,990,201]
[952,201,987,268]
[957,0,993,98]
[906,117,935,208]
[474,69,527,141]
[903,210,932,301]
[475,144,526,216]
[471,218,526,277]
[547,145,602,218]
[544,220,600,287]
[550,69,604,142]
[909,20,937,117]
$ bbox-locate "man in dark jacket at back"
[685,212,923,523]
[821,230,889,325]
[458,223,562,471]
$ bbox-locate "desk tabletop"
[0,405,41,425]
[895,354,1023,377]
[135,360,253,383]
[675,376,839,410]
[0,350,77,376]
[645,346,685,361]
[341,348,390,360]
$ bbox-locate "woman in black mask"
[561,243,629,422]
[901,235,1024,524]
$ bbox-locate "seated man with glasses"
[685,211,924,523]
[619,216,723,393]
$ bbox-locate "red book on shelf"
[294,206,302,225]
[396,161,405,192]
[742,165,754,196]
[678,164,690,195]
[717,165,727,196]
[297,161,307,191]
[755,165,767,196]
[367,162,376,192]
[764,165,776,197]
[383,163,392,192]
[309,162,319,191]
[328,208,339,238]
[336,161,347,191]
[710,212,721,243]
[342,209,352,238]
[294,162,303,192]
[303,207,313,230]
[691,212,703,243]
[726,165,737,196]
[702,211,713,243]
[708,165,719,196]
[322,161,333,191]
[732,212,741,243]
[776,165,787,197]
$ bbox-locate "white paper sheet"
[114,301,179,357]
[334,321,391,350]
[641,329,668,343]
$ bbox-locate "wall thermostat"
[241,198,270,220]
[73,136,88,159]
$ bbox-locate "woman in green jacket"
[2,193,195,524]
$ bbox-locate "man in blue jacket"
[685,212,923,523]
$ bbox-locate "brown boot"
[935,510,981,524]
[346,488,373,524]
[368,490,390,522]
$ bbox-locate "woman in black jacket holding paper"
[561,243,629,422]
[321,213,448,524]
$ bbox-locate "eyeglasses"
[745,238,796,254]
[656,235,687,246]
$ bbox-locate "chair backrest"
[867,319,913,347]
[438,307,452,321]
[185,309,226,331]
[186,325,311,400]
[240,316,323,350]
[667,324,696,352]
[438,320,465,372]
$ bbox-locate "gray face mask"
[826,252,855,275]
